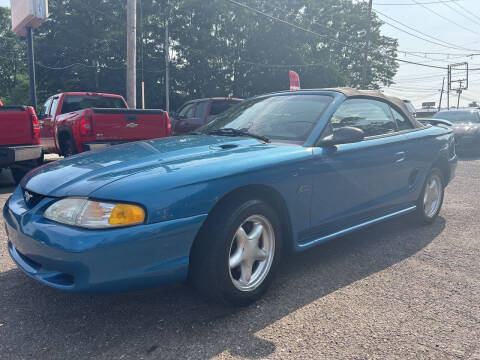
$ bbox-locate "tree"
[0,7,27,105]
[468,101,478,108]
[0,0,399,110]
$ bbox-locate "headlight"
[44,197,145,229]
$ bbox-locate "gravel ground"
[0,158,479,360]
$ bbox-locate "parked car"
[418,118,452,128]
[171,97,242,135]
[433,108,480,153]
[0,105,43,183]
[5,88,456,306]
[38,92,171,156]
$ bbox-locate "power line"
[411,0,480,35]
[374,9,479,52]
[398,51,473,64]
[381,19,475,53]
[376,0,460,5]
[397,50,479,56]
[241,61,327,68]
[36,62,126,70]
[453,1,480,21]
[267,0,478,57]
[225,0,448,70]
[439,0,480,27]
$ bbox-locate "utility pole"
[127,0,137,109]
[447,86,450,110]
[165,23,170,113]
[140,0,145,109]
[438,77,445,111]
[26,27,37,111]
[457,80,463,109]
[361,0,373,90]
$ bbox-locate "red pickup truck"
[39,92,171,156]
[0,105,43,183]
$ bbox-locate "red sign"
[289,71,301,91]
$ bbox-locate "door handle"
[395,151,407,163]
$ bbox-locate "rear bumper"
[82,142,112,151]
[0,145,42,167]
[4,187,207,293]
[82,141,136,152]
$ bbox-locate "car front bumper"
[0,145,43,167]
[454,134,479,153]
[4,186,207,293]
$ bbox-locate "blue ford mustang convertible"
[5,88,457,305]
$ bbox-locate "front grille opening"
[16,248,41,270]
[14,246,75,287]
[21,188,44,208]
[47,273,75,286]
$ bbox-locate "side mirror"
[317,126,365,147]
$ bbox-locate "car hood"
[23,136,303,197]
[451,122,480,136]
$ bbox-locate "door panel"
[308,138,412,240]
[304,98,416,243]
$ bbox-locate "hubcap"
[423,174,442,218]
[228,215,275,292]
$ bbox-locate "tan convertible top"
[317,87,423,127]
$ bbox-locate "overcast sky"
[2,0,480,109]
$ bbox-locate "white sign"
[11,0,48,37]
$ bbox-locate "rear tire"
[189,198,283,306]
[11,167,30,184]
[414,168,444,224]
[61,137,77,157]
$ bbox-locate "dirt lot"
[0,158,479,360]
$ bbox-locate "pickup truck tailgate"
[0,107,32,145]
[91,108,168,141]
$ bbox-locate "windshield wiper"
[204,128,270,143]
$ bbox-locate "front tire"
[190,198,283,306]
[414,168,444,224]
[10,156,44,184]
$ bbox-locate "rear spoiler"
[419,118,452,127]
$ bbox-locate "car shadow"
[0,169,15,194]
[0,215,445,359]
[456,153,480,161]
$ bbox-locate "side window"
[391,107,413,131]
[178,103,195,118]
[330,99,397,137]
[210,101,234,116]
[38,98,52,119]
[195,101,208,118]
[49,97,60,117]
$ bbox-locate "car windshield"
[197,94,332,141]
[61,95,127,114]
[434,111,480,123]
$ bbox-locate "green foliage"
[468,101,478,107]
[0,0,398,110]
[0,7,27,105]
